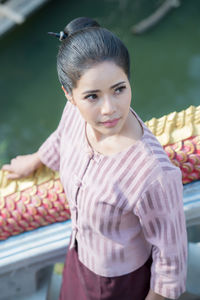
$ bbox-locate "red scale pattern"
[0,180,71,240]
[164,136,200,184]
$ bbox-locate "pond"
[0,0,199,164]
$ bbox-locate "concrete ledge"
[183,180,200,227]
[0,220,71,299]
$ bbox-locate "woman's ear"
[61,86,76,105]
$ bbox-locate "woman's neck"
[86,110,143,156]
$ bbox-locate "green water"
[0,0,199,164]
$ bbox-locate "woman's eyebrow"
[82,81,126,95]
[82,89,100,95]
[110,81,126,89]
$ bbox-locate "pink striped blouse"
[38,101,187,299]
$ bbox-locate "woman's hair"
[56,17,130,94]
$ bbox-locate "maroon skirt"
[59,240,152,300]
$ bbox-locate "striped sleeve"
[134,169,187,299]
[38,102,69,171]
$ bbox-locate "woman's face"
[69,61,132,140]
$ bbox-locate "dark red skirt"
[59,240,152,300]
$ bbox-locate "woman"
[2,17,187,300]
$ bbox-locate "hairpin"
[48,31,68,41]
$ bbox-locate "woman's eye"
[84,94,98,101]
[115,86,126,94]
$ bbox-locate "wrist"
[145,289,165,300]
[32,151,43,169]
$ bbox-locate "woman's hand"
[2,152,43,179]
[145,289,165,300]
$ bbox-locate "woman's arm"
[2,151,42,179]
[134,169,187,299]
[2,102,71,177]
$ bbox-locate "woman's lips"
[100,118,120,128]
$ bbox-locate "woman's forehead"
[74,61,128,92]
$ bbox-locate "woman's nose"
[101,97,115,115]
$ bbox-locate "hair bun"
[63,17,100,37]
[48,17,100,42]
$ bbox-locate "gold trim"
[145,105,200,145]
